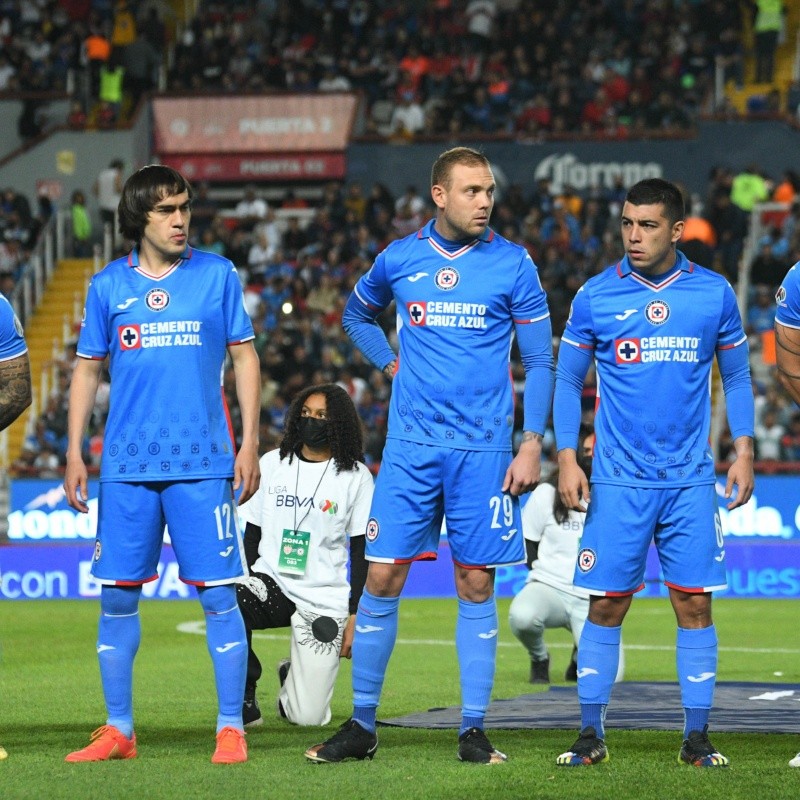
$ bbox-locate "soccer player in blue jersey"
[304,146,554,765]
[63,166,260,765]
[773,265,800,768]
[553,178,754,768]
[0,293,32,762]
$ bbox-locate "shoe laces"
[686,726,716,756]
[461,727,492,750]
[90,725,124,743]
[330,719,368,743]
[216,726,244,753]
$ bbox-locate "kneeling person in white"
[237,383,374,726]
[509,432,624,684]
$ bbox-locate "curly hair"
[279,383,364,473]
[118,165,194,243]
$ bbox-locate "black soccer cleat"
[679,726,729,767]
[556,726,609,766]
[305,719,378,763]
[529,656,550,684]
[457,727,507,764]
[564,647,578,682]
[276,659,291,719]
[242,684,263,728]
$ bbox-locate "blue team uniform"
[0,295,27,361]
[345,220,552,568]
[77,247,254,585]
[556,252,753,593]
[775,262,800,328]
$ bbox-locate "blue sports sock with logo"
[456,596,498,735]
[676,625,717,737]
[577,620,621,738]
[98,585,142,739]
[198,585,247,733]
[351,589,400,733]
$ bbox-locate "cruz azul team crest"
[644,299,669,325]
[434,267,459,290]
[145,288,170,312]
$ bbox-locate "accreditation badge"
[278,529,310,575]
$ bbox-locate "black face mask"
[578,455,593,480]
[298,416,329,450]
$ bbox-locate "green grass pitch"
[0,597,797,800]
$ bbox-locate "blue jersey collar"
[617,249,694,277]
[127,245,193,267]
[416,218,495,244]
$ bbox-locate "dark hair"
[279,383,364,473]
[431,146,490,189]
[625,178,685,225]
[117,165,194,242]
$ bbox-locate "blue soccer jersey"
[559,252,747,487]
[0,295,27,361]
[77,247,254,482]
[350,220,550,451]
[776,262,800,327]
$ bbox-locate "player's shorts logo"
[145,288,170,312]
[366,518,379,542]
[645,299,670,325]
[776,286,787,304]
[118,324,141,350]
[614,338,641,364]
[577,547,596,572]
[407,302,426,325]
[435,267,459,290]
[93,540,102,562]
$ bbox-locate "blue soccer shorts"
[364,438,525,568]
[574,483,726,595]
[92,479,246,586]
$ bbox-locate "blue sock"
[98,585,142,739]
[578,620,621,738]
[456,596,497,736]
[676,625,717,738]
[199,585,247,733]
[351,590,400,733]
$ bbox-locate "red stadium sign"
[152,95,357,154]
[158,152,347,183]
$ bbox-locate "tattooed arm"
[0,352,31,431]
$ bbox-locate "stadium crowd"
[8,154,800,477]
[0,0,772,139]
[161,0,746,137]
[3,0,800,473]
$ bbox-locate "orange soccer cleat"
[65,725,137,762]
[211,726,247,764]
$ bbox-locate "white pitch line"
[175,622,800,655]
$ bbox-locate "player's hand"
[383,359,397,382]
[64,456,89,513]
[724,451,754,510]
[233,441,260,505]
[558,453,590,512]
[502,437,542,496]
[340,614,356,659]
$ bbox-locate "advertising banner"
[3,476,800,599]
[158,152,347,183]
[152,95,358,154]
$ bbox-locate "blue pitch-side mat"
[380,682,800,733]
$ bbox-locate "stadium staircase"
[725,0,800,112]
[5,258,93,465]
